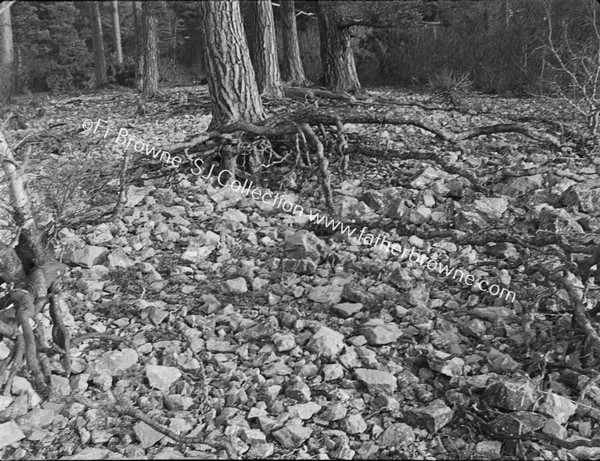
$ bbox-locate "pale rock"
[106,248,135,269]
[222,209,248,224]
[474,441,502,460]
[89,349,138,377]
[285,380,311,403]
[319,403,347,422]
[0,395,14,411]
[272,424,312,448]
[49,375,71,400]
[379,423,415,447]
[473,306,515,322]
[181,240,215,263]
[146,365,182,391]
[273,333,296,352]
[341,285,375,304]
[410,399,454,432]
[0,420,25,448]
[63,448,115,460]
[332,303,363,319]
[134,421,164,448]
[308,284,343,304]
[360,320,402,345]
[307,326,345,359]
[537,393,578,425]
[322,363,344,381]
[354,368,397,394]
[66,245,109,268]
[246,443,275,458]
[473,197,509,219]
[240,428,267,444]
[542,418,567,439]
[284,230,321,260]
[125,185,154,207]
[164,394,194,411]
[340,414,367,434]
[288,402,322,420]
[222,277,248,294]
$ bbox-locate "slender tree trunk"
[112,0,123,65]
[132,1,143,90]
[141,1,159,99]
[89,1,108,88]
[281,0,307,85]
[317,1,361,93]
[0,4,14,103]
[199,0,264,129]
[247,0,282,97]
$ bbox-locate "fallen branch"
[71,395,238,458]
[283,86,357,103]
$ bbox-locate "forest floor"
[0,85,600,460]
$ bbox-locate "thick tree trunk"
[199,0,264,129]
[317,1,361,93]
[141,1,159,99]
[0,4,14,104]
[89,1,108,88]
[132,1,143,90]
[247,0,282,97]
[281,0,307,86]
[112,0,123,65]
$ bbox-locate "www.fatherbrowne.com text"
[83,118,516,303]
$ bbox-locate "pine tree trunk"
[141,1,159,99]
[281,0,307,85]
[89,1,108,88]
[199,0,264,129]
[317,1,361,93]
[0,4,14,104]
[247,0,282,97]
[112,0,123,65]
[132,1,143,90]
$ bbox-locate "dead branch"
[70,332,133,347]
[112,150,131,220]
[283,86,357,103]
[71,395,238,458]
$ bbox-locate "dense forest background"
[7,0,596,95]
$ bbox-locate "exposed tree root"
[0,129,70,395]
[300,123,335,213]
[166,104,561,157]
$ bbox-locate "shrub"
[108,56,137,87]
[429,69,472,104]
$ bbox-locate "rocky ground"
[0,86,600,459]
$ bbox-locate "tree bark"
[89,1,108,88]
[141,1,159,99]
[247,0,283,97]
[112,0,123,65]
[317,1,361,93]
[281,0,307,86]
[0,3,14,104]
[199,0,264,130]
[132,1,143,90]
